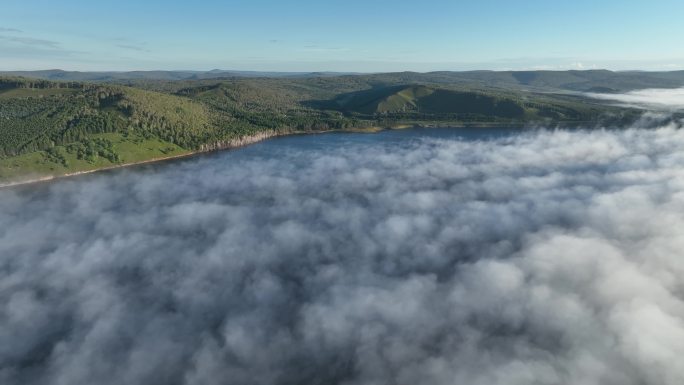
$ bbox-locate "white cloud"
[2,120,684,384]
[586,88,684,110]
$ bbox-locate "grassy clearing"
[95,132,188,163]
[0,133,188,183]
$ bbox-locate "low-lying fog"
[586,87,684,110]
[2,98,684,385]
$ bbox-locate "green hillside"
[321,84,623,122]
[0,73,644,184]
[330,85,527,117]
[0,77,369,182]
[0,78,210,156]
[328,85,433,114]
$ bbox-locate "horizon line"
[2,68,683,74]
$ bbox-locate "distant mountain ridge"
[3,69,684,92]
[0,69,359,82]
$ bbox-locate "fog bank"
[586,87,684,110]
[2,124,684,385]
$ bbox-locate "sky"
[1,0,683,72]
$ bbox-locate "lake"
[2,126,684,385]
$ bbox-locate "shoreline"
[0,151,199,189]
[0,120,598,189]
[0,127,359,189]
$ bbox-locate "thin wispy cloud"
[0,35,60,48]
[0,27,22,33]
[116,43,151,53]
[301,45,351,53]
[107,37,151,53]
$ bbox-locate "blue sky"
[1,0,683,72]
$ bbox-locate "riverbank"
[0,127,376,189]
[0,120,597,189]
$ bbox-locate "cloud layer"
[587,87,684,110]
[2,124,684,385]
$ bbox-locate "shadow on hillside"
[302,85,410,113]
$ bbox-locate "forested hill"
[4,69,684,92]
[0,72,643,183]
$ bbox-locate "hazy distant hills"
[336,70,684,93]
[3,69,684,92]
[0,69,359,82]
